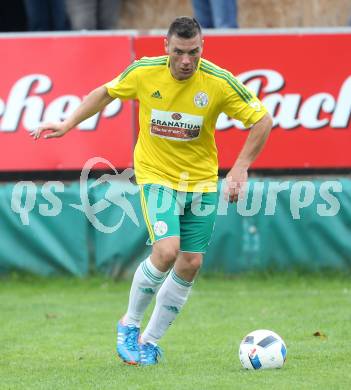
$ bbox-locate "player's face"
[165,33,203,81]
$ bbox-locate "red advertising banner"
[135,34,351,169]
[1,33,350,171]
[0,35,133,171]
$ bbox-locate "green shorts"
[139,184,218,253]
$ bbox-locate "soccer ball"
[238,329,287,370]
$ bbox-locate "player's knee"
[186,254,203,272]
[161,246,179,264]
[153,245,179,268]
[191,257,203,271]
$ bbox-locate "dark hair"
[167,16,202,39]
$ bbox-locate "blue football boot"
[139,342,163,366]
[117,320,140,365]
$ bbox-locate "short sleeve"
[104,62,139,100]
[221,72,268,128]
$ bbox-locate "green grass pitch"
[1,273,351,390]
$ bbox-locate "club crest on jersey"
[194,92,209,108]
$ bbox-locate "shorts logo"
[154,221,168,236]
[194,92,209,108]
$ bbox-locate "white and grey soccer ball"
[239,329,287,370]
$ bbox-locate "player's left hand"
[224,166,248,203]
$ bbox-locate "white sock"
[124,256,167,327]
[141,269,193,344]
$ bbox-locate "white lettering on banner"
[215,69,351,131]
[330,76,351,128]
[0,98,5,118]
[150,109,203,141]
[0,74,122,132]
[1,71,350,133]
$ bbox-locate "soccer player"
[32,17,272,366]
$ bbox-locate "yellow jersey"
[105,56,267,192]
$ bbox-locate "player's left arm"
[226,113,273,203]
[219,71,273,203]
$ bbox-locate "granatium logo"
[70,157,140,233]
[172,113,182,120]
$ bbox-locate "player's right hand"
[30,122,70,140]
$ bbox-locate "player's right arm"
[31,59,140,140]
[31,86,114,139]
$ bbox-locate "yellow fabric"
[105,56,267,192]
